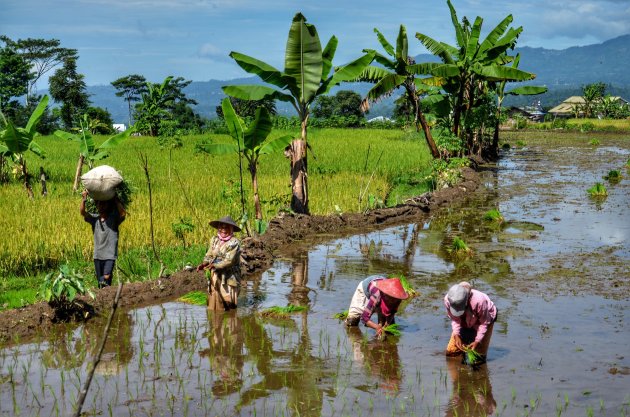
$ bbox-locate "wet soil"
[0,167,482,344]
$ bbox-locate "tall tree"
[0,45,32,111]
[312,90,364,119]
[200,98,293,230]
[223,12,373,214]
[111,74,147,126]
[416,0,536,144]
[582,82,606,118]
[48,57,90,129]
[357,25,441,158]
[135,76,174,136]
[0,37,76,105]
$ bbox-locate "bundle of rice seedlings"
[333,310,349,320]
[382,323,402,336]
[393,274,418,297]
[449,236,473,256]
[462,347,485,366]
[603,170,621,183]
[178,291,207,305]
[483,209,504,223]
[260,304,308,318]
[587,182,608,197]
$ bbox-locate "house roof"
[549,96,629,114]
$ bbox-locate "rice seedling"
[462,347,484,366]
[588,139,600,146]
[586,182,608,197]
[483,209,504,223]
[382,323,402,336]
[449,236,473,256]
[260,304,308,318]
[177,291,207,306]
[333,311,348,320]
[603,170,622,183]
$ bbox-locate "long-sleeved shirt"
[444,289,497,343]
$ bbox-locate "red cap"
[375,278,409,300]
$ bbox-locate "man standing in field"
[80,190,126,288]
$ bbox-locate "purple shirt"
[444,289,497,343]
[361,280,384,325]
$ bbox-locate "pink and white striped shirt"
[444,289,497,343]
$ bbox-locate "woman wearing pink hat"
[345,275,409,337]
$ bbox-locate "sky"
[2,0,630,88]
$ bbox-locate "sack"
[81,165,123,201]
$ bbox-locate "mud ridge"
[0,166,482,344]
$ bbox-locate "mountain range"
[78,34,630,124]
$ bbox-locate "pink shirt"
[444,289,497,343]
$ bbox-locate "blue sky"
[2,0,629,88]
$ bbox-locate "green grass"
[0,128,434,309]
[483,209,504,223]
[333,310,349,320]
[587,182,608,197]
[603,170,622,183]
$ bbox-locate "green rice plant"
[588,139,600,146]
[260,304,308,318]
[177,291,207,306]
[449,236,473,256]
[382,323,401,336]
[586,182,608,197]
[483,209,504,223]
[515,140,526,147]
[603,170,622,183]
[37,264,94,310]
[333,310,348,320]
[462,346,484,366]
[391,274,418,297]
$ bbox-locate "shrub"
[38,265,95,310]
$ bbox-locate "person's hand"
[81,189,89,200]
[196,263,207,271]
[453,334,465,351]
[468,341,479,352]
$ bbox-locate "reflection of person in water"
[346,326,403,394]
[200,310,244,396]
[444,358,496,417]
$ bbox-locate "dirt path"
[0,167,482,344]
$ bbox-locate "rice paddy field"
[0,128,433,308]
[0,131,628,416]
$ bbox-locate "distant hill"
[79,34,630,123]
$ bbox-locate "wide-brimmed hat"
[375,278,409,300]
[209,215,241,232]
[447,284,470,317]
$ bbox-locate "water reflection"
[444,358,496,417]
[346,327,402,394]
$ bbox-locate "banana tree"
[136,76,174,136]
[357,25,441,158]
[54,115,134,191]
[416,0,536,142]
[223,12,374,214]
[490,54,547,155]
[0,95,48,198]
[200,98,292,230]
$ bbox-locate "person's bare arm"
[80,190,89,217]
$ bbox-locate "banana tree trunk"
[73,154,85,192]
[249,162,262,221]
[287,117,309,214]
[407,84,440,159]
[20,157,34,199]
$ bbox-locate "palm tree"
[416,0,536,144]
[136,76,174,136]
[358,25,441,158]
[223,12,373,214]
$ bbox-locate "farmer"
[197,216,242,310]
[444,282,497,359]
[344,275,409,337]
[80,190,126,288]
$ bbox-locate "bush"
[38,265,95,310]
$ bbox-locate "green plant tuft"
[38,264,94,310]
[483,209,504,223]
[333,310,349,320]
[449,236,473,256]
[260,304,308,318]
[383,323,402,336]
[587,182,608,197]
[462,347,485,366]
[603,170,621,183]
[177,291,207,306]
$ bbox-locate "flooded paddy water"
[1,136,629,416]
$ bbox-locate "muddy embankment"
[0,166,482,344]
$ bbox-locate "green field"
[0,128,433,308]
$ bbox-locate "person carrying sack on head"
[197,216,242,310]
[444,281,497,361]
[344,275,409,338]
